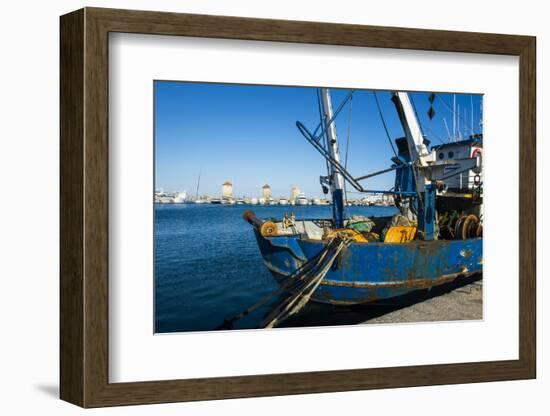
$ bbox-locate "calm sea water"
[154,204,398,333]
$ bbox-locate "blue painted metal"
[296,120,362,192]
[297,122,417,198]
[253,228,482,305]
[418,184,437,240]
[332,188,345,229]
[392,140,416,197]
[266,236,307,262]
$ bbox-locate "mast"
[453,94,456,141]
[457,103,461,140]
[195,169,201,200]
[320,88,345,228]
[443,117,451,141]
[470,95,474,134]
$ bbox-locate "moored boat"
[245,88,483,305]
[295,193,309,205]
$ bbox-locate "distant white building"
[262,184,271,200]
[222,181,233,199]
[290,186,301,201]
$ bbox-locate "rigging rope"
[344,93,352,169]
[409,95,445,145]
[261,235,352,328]
[216,234,351,330]
[373,91,398,157]
[373,91,416,210]
[343,93,353,203]
[316,89,332,179]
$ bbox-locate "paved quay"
[365,280,482,324]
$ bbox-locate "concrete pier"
[365,280,482,324]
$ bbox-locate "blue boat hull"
[253,229,482,305]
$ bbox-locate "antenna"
[457,103,461,140]
[453,94,456,142]
[479,96,483,133]
[464,108,468,138]
[443,117,451,141]
[470,95,474,134]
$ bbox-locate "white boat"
[157,196,174,204]
[295,193,309,206]
[279,198,288,205]
[250,198,258,205]
[174,191,187,204]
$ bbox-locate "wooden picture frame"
[60,7,536,408]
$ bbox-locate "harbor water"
[155,204,398,333]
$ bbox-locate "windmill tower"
[222,181,233,199]
[262,184,271,200]
[290,186,301,201]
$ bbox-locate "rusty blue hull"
[253,228,482,305]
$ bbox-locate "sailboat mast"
[453,94,456,141]
[195,170,201,200]
[320,88,345,228]
[470,95,474,134]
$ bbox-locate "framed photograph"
[60,7,536,407]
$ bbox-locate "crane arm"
[391,92,431,167]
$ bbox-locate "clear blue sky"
[154,81,482,198]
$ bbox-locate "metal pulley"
[243,210,278,237]
[454,214,482,240]
[438,211,482,240]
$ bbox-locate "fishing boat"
[244,89,483,306]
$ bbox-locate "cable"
[373,91,398,157]
[343,93,353,203]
